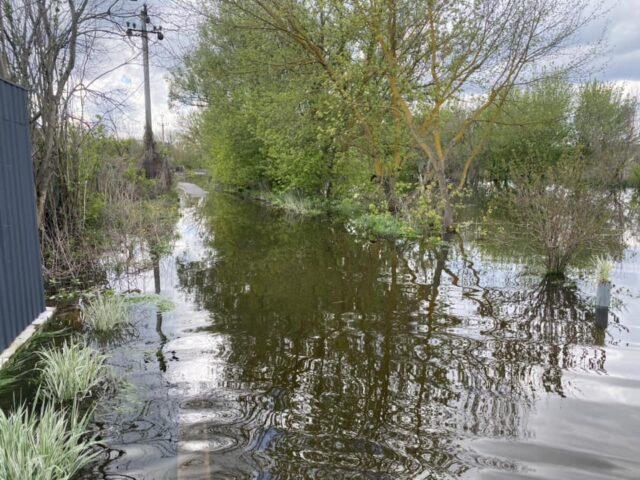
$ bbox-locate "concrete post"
[595,281,611,329]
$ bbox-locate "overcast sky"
[98,0,640,139]
[85,0,195,140]
[582,0,640,88]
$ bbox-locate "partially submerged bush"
[495,153,624,276]
[39,342,109,402]
[82,293,129,332]
[0,402,97,479]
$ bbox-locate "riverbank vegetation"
[170,0,638,275]
[0,1,180,292]
[0,293,135,479]
[40,130,180,292]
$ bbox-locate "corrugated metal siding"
[0,78,46,353]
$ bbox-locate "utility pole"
[141,3,153,146]
[125,4,166,182]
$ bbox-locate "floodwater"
[81,191,640,479]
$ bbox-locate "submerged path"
[83,191,640,480]
[177,181,207,198]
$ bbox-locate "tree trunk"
[382,175,400,214]
[434,163,453,233]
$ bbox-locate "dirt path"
[177,181,207,198]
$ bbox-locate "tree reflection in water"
[170,193,616,478]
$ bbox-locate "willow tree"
[0,0,127,227]
[371,0,601,230]
[219,0,601,232]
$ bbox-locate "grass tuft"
[591,255,614,284]
[39,342,109,402]
[0,402,97,480]
[82,293,129,332]
[256,191,324,216]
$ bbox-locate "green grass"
[275,193,324,216]
[125,293,175,312]
[352,212,421,239]
[39,342,109,402]
[254,191,325,216]
[82,293,129,332]
[0,402,97,479]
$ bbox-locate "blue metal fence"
[0,77,46,353]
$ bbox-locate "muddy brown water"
[78,192,640,479]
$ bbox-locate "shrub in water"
[82,293,129,332]
[0,402,97,479]
[39,342,109,402]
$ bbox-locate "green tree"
[574,81,638,186]
[477,76,573,185]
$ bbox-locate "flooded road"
[82,192,640,479]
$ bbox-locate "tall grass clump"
[82,293,129,332]
[39,342,109,402]
[276,193,323,216]
[256,191,324,216]
[0,402,97,479]
[592,255,614,284]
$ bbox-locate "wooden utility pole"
[141,3,153,147]
[125,4,167,184]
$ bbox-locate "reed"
[39,341,109,402]
[82,293,129,332]
[0,402,97,480]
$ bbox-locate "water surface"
[82,192,640,479]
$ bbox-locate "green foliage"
[408,189,445,238]
[0,402,97,480]
[81,294,129,333]
[171,2,636,236]
[43,124,180,287]
[477,77,638,187]
[170,2,386,202]
[574,81,638,186]
[630,164,640,189]
[125,293,175,313]
[331,197,366,218]
[491,150,625,276]
[39,342,109,402]
[352,207,420,240]
[478,76,573,184]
